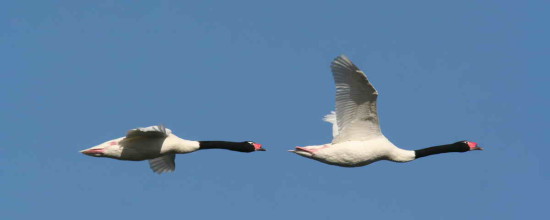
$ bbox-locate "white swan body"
[81,125,264,173]
[290,55,482,166]
[294,138,414,167]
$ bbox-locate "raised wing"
[149,154,176,174]
[330,55,383,144]
[126,125,172,138]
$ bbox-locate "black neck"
[198,141,254,153]
[414,142,469,159]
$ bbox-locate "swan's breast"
[314,140,394,167]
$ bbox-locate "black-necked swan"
[289,55,482,167]
[80,125,265,173]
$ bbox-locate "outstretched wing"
[149,154,176,174]
[330,55,383,144]
[126,125,172,138]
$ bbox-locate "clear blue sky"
[1,1,548,219]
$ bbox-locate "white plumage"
[331,56,383,144]
[290,55,482,166]
[322,111,338,138]
[81,125,200,173]
[81,125,265,174]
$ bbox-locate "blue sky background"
[1,1,548,219]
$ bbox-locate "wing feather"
[330,55,383,143]
[148,154,176,174]
[323,111,339,138]
[126,125,172,138]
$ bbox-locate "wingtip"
[332,54,346,63]
[331,54,357,71]
[322,111,336,124]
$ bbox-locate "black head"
[455,140,483,151]
[227,141,266,152]
[244,141,266,152]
